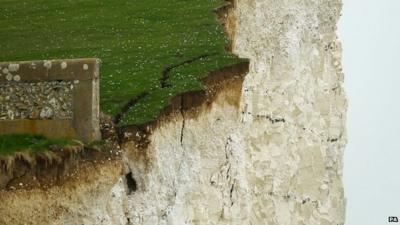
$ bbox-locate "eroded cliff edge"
[0,0,346,224]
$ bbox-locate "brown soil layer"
[0,145,122,191]
[117,61,248,149]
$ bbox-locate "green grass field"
[0,134,78,156]
[0,0,244,127]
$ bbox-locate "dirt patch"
[0,143,122,191]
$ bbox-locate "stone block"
[0,58,101,142]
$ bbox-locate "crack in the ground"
[115,54,216,127]
[179,96,185,147]
[229,180,235,206]
[177,95,186,175]
[160,54,214,88]
[114,91,149,124]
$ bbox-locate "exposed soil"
[0,143,122,191]
[117,61,248,148]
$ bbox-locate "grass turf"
[0,0,245,127]
[0,134,79,156]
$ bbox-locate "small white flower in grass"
[13,75,21,82]
[83,64,89,70]
[6,73,13,81]
[61,61,67,70]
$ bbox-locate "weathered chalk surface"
[233,0,346,223]
[0,58,101,142]
[118,0,346,224]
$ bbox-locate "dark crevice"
[114,54,216,128]
[125,172,137,195]
[179,96,185,146]
[268,117,285,124]
[224,137,232,160]
[268,192,320,208]
[256,114,286,124]
[302,197,310,204]
[229,181,235,206]
[160,54,214,88]
[327,138,338,142]
[226,165,231,179]
[224,137,232,178]
[114,91,149,125]
[5,167,29,190]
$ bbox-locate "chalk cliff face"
[233,0,346,224]
[120,0,346,224]
[0,1,346,224]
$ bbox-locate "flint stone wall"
[0,58,101,142]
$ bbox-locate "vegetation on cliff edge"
[0,0,245,127]
[0,134,80,156]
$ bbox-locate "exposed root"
[0,140,84,174]
[0,142,121,191]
